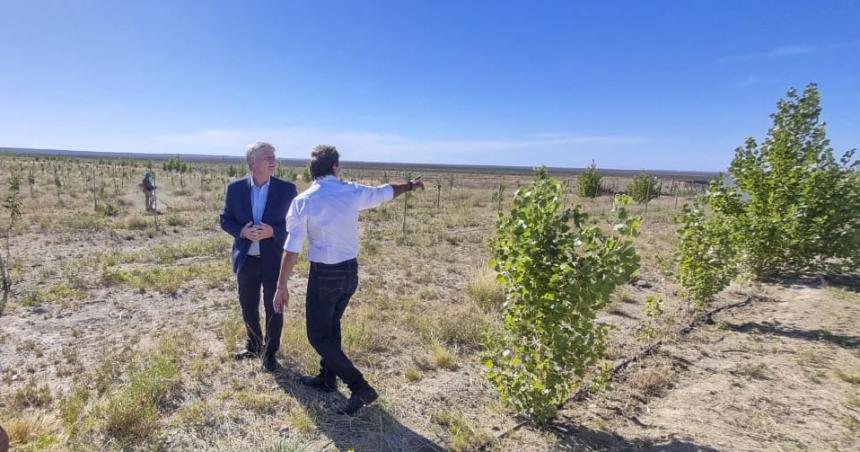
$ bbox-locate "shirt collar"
[249,176,271,189]
[315,175,339,184]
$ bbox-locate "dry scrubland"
[0,154,857,451]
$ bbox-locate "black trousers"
[237,255,282,357]
[306,258,369,393]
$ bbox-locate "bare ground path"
[500,280,860,451]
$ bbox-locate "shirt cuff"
[284,235,304,253]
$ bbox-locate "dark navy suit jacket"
[219,176,298,280]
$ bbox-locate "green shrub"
[576,160,601,198]
[676,83,860,306]
[675,195,741,306]
[484,167,640,422]
[637,294,665,342]
[629,171,659,203]
[725,84,859,276]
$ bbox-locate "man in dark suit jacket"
[220,142,298,371]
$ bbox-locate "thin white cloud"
[155,126,646,164]
[732,40,860,61]
[732,44,816,60]
[763,45,816,57]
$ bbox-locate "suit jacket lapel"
[240,177,252,220]
[261,178,276,222]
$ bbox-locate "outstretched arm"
[391,176,425,199]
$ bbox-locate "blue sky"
[1,1,858,171]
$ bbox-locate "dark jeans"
[306,258,369,392]
[237,255,282,357]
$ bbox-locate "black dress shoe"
[263,355,279,372]
[234,349,260,360]
[336,386,378,415]
[299,375,337,392]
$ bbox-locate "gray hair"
[245,141,276,169]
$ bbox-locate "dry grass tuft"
[466,266,505,310]
[628,365,670,396]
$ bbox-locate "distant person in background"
[273,144,424,415]
[220,142,298,371]
[141,170,156,212]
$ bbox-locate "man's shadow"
[272,363,444,452]
[545,419,719,451]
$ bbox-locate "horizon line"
[0,146,720,181]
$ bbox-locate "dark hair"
[309,145,339,179]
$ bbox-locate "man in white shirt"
[274,145,424,415]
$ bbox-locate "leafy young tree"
[676,83,860,305]
[485,167,641,422]
[162,157,189,173]
[577,160,601,198]
[675,187,742,307]
[629,171,659,203]
[490,183,505,212]
[722,83,859,276]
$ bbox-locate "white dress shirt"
[284,175,394,264]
